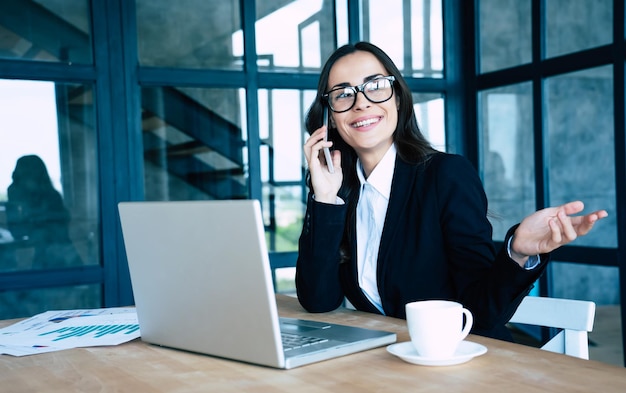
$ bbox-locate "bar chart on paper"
[30,313,141,348]
[39,323,140,341]
[0,308,141,355]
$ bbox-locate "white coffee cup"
[405,300,473,359]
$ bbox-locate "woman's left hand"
[509,201,608,266]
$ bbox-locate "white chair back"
[509,296,596,359]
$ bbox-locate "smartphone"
[322,107,335,173]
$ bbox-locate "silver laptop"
[118,200,396,369]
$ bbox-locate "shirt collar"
[356,144,396,199]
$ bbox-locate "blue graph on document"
[38,324,140,341]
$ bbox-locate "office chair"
[509,296,596,359]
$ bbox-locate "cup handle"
[460,308,473,341]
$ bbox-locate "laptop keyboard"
[281,332,329,352]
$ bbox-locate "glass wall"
[477,0,623,366]
[545,66,616,247]
[0,285,100,320]
[141,86,249,201]
[0,78,100,318]
[258,88,314,254]
[0,0,92,64]
[137,1,242,69]
[478,0,531,73]
[0,79,99,271]
[362,0,444,78]
[545,0,613,58]
[0,1,100,319]
[413,93,446,151]
[479,83,535,238]
[254,0,339,72]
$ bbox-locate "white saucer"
[386,341,487,366]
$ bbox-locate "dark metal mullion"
[117,0,144,305]
[404,77,450,93]
[141,69,310,97]
[139,68,247,88]
[402,0,413,75]
[493,242,620,267]
[613,0,626,367]
[346,0,362,43]
[0,266,104,291]
[551,247,621,267]
[0,61,95,81]
[477,46,614,90]
[267,89,276,251]
[446,0,473,159]
[533,0,547,208]
[256,72,319,89]
[530,0,551,300]
[90,0,118,307]
[241,1,262,202]
[93,0,140,307]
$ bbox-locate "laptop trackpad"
[280,318,331,333]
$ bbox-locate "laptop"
[118,199,396,369]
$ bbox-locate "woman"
[296,42,607,341]
[7,155,82,268]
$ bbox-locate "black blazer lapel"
[377,158,421,269]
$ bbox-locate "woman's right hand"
[510,201,608,266]
[303,126,343,203]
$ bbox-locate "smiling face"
[327,50,398,168]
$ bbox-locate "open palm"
[512,201,608,257]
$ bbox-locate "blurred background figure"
[5,155,81,269]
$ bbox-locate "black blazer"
[296,152,548,341]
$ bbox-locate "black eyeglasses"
[323,76,396,113]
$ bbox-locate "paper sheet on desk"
[0,307,140,356]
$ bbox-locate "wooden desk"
[1,295,625,392]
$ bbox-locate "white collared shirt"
[356,144,396,314]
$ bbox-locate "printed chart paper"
[0,307,140,356]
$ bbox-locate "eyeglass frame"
[322,75,396,113]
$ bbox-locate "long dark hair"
[11,155,56,195]
[304,42,437,262]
